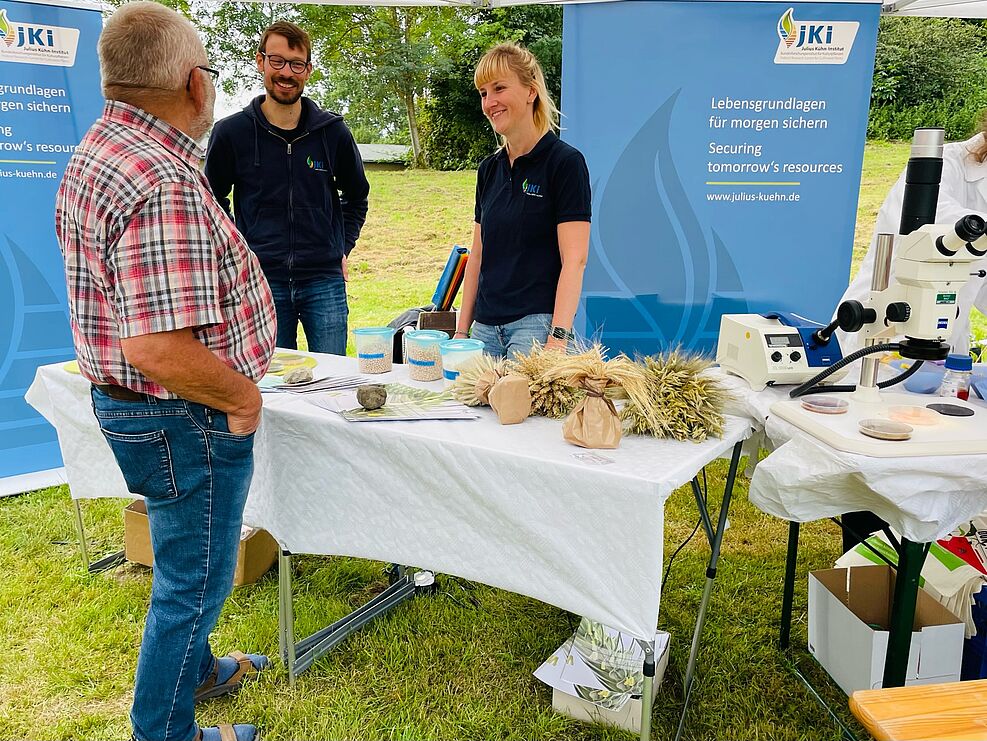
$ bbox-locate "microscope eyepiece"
[937,214,987,256]
[955,214,986,243]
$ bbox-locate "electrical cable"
[661,469,709,595]
[795,359,925,397]
[789,342,900,399]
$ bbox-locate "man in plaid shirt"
[55,4,275,741]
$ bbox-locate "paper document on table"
[306,383,478,422]
[261,375,367,394]
[535,619,670,711]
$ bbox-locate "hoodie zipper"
[265,128,310,278]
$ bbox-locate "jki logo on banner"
[0,7,80,67]
[774,7,858,65]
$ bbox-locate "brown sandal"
[194,651,262,703]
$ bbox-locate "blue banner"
[562,1,880,356]
[0,0,102,488]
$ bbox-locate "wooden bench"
[850,679,987,740]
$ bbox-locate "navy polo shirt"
[473,132,591,326]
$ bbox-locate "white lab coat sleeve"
[837,147,987,354]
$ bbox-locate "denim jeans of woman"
[267,275,348,355]
[91,388,255,741]
[469,313,554,360]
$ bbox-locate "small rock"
[357,384,387,410]
[283,367,314,384]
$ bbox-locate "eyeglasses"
[186,65,219,92]
[260,53,309,75]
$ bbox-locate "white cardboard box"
[808,565,964,695]
[551,634,670,734]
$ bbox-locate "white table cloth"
[27,354,751,641]
[718,370,987,542]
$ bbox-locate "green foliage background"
[106,4,987,166]
[868,17,987,141]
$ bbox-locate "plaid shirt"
[56,101,276,398]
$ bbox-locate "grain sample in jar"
[405,329,447,381]
[353,327,395,374]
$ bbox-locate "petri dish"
[859,418,913,441]
[927,403,975,418]
[801,396,849,415]
[887,405,941,426]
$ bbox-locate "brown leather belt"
[93,384,151,402]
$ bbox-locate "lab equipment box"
[808,566,964,694]
[551,633,670,734]
[123,499,278,586]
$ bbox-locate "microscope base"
[770,392,987,457]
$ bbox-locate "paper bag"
[488,374,531,425]
[563,376,621,449]
[474,369,501,405]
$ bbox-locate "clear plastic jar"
[353,327,395,374]
[938,353,973,401]
[404,330,447,382]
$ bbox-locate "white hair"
[99,1,205,102]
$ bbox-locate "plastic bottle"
[938,353,973,400]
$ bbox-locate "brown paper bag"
[488,374,531,425]
[562,376,622,449]
[474,369,501,405]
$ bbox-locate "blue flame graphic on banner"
[0,0,103,487]
[562,1,880,358]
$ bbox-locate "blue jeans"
[470,313,553,360]
[91,388,255,741]
[267,275,348,355]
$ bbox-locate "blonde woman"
[454,42,591,359]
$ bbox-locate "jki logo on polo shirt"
[521,178,543,198]
[306,156,328,172]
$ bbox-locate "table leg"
[673,440,743,741]
[73,498,90,571]
[278,550,297,686]
[639,641,655,741]
[779,521,800,649]
[882,538,929,688]
[72,499,125,574]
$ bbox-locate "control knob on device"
[886,302,911,323]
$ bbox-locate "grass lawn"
[0,140,978,740]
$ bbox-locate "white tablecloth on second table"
[718,370,987,543]
[27,354,751,641]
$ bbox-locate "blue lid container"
[945,353,973,372]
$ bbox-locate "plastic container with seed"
[440,339,485,386]
[353,327,395,374]
[405,329,447,381]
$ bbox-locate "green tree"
[869,17,987,140]
[419,5,563,170]
[299,6,462,164]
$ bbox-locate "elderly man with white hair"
[55,3,276,740]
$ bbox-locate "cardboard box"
[123,500,278,586]
[808,566,964,694]
[416,310,457,337]
[551,634,670,734]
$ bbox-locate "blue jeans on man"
[91,388,255,741]
[470,313,554,360]
[267,275,348,355]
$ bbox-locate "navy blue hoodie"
[205,96,370,281]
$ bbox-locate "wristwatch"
[550,326,574,342]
